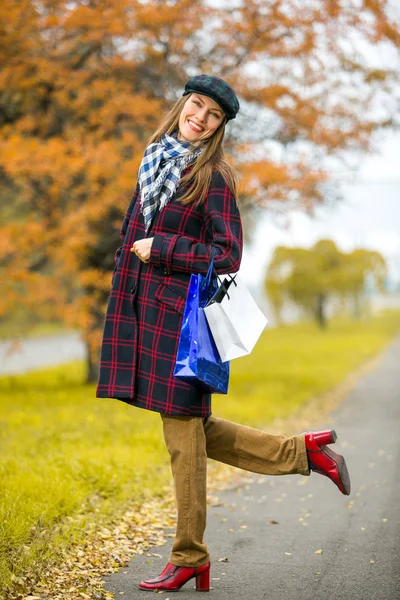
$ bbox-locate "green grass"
[222,312,400,425]
[0,320,67,340]
[1,311,400,595]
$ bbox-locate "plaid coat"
[96,170,243,417]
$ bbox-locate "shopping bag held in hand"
[204,273,268,362]
[174,250,229,394]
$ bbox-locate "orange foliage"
[0,0,399,377]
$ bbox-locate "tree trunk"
[85,303,105,384]
[86,347,99,383]
[352,291,362,320]
[315,294,327,328]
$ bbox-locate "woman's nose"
[197,108,207,122]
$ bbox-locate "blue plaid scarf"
[138,131,204,232]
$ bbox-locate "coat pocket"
[155,283,187,316]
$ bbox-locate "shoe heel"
[195,567,210,592]
[313,430,337,446]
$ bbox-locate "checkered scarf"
[138,131,204,232]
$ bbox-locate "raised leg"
[203,416,309,476]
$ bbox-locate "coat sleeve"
[149,171,243,275]
[113,182,140,266]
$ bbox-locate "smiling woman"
[178,94,225,142]
[95,73,351,593]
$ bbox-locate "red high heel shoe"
[139,562,210,592]
[305,429,351,496]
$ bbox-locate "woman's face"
[177,93,225,142]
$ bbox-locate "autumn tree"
[344,248,388,319]
[0,0,399,379]
[265,240,387,327]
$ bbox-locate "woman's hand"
[130,238,154,263]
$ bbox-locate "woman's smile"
[187,119,204,133]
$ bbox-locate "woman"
[96,74,351,592]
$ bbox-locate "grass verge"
[1,311,400,598]
[0,321,69,340]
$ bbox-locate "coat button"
[163,268,168,275]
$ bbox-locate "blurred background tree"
[265,240,387,327]
[0,0,399,379]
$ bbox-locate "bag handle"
[204,247,217,288]
[225,273,237,296]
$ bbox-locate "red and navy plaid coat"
[96,170,243,417]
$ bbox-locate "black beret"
[182,74,240,121]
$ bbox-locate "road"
[0,331,86,375]
[104,336,400,600]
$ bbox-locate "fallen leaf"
[284,552,292,556]
[111,553,122,564]
[370,560,375,564]
[315,549,323,555]
[217,557,229,562]
[268,520,279,525]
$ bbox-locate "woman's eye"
[192,100,220,119]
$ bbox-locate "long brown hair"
[146,95,238,206]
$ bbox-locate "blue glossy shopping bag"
[174,252,229,394]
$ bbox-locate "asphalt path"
[0,331,86,375]
[105,335,400,600]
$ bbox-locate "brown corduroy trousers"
[160,414,309,567]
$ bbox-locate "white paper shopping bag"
[204,273,268,362]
